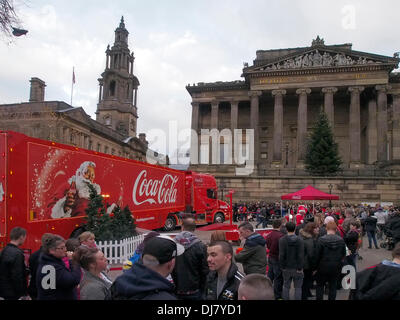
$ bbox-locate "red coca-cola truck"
[0,131,230,252]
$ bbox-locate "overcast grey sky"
[0,0,399,158]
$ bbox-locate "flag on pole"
[71,67,75,105]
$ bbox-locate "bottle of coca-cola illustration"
[64,181,77,213]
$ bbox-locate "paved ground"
[107,221,393,300]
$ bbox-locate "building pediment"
[58,107,91,123]
[243,43,399,78]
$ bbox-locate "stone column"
[271,89,286,166]
[249,91,262,167]
[367,99,378,164]
[230,101,239,133]
[211,101,219,130]
[134,88,138,107]
[210,101,219,165]
[230,101,239,165]
[348,86,364,167]
[376,85,391,162]
[190,102,200,165]
[296,88,311,165]
[322,87,337,129]
[391,93,400,160]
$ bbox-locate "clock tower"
[96,17,139,137]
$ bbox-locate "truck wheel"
[214,212,225,224]
[163,216,176,232]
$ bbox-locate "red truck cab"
[185,171,230,225]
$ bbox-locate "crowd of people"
[0,202,400,300]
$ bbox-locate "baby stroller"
[380,226,395,250]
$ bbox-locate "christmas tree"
[305,110,342,176]
[84,183,137,241]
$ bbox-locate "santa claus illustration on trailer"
[50,161,106,219]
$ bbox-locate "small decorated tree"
[305,110,342,176]
[85,183,137,241]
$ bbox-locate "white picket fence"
[96,234,145,265]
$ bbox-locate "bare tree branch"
[0,0,20,38]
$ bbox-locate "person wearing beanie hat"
[108,236,184,300]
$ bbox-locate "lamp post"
[328,183,333,208]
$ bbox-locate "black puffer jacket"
[364,216,377,232]
[172,232,209,295]
[205,262,244,300]
[386,214,400,239]
[350,262,400,300]
[315,234,346,274]
[344,230,359,254]
[0,243,27,299]
[108,262,177,300]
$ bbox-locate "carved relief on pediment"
[258,50,380,71]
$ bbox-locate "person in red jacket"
[296,206,307,226]
[266,219,285,299]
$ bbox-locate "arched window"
[109,80,116,96]
[104,115,112,126]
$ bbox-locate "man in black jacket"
[315,221,346,300]
[206,241,245,300]
[109,235,185,300]
[172,217,209,300]
[0,227,28,300]
[279,222,304,300]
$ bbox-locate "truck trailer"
[0,131,230,252]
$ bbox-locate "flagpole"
[70,67,75,106]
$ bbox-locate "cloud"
[1,0,399,157]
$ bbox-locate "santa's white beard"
[76,177,101,199]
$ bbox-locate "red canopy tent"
[280,185,339,216]
[281,185,339,200]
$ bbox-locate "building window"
[104,146,109,154]
[109,80,116,96]
[111,148,115,155]
[97,143,101,152]
[261,153,268,159]
[261,142,268,149]
[285,143,289,166]
[104,115,111,126]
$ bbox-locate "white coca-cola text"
[132,170,178,206]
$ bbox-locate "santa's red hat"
[297,205,307,215]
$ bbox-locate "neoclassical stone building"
[0,18,164,164]
[187,37,400,177]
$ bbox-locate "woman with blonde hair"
[79,231,96,248]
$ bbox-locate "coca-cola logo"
[132,170,179,206]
